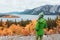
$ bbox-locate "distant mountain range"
[0,5,60,15]
[32,5,60,15]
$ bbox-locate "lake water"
[0,14,58,21]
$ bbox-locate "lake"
[0,14,58,21]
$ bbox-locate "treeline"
[0,19,31,28]
[0,16,58,29]
[46,16,58,30]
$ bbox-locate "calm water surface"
[0,14,58,21]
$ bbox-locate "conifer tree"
[6,19,10,28]
[0,19,2,26]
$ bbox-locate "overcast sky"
[0,0,60,13]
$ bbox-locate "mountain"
[0,5,60,15]
[9,9,34,15]
[32,5,60,15]
[19,9,34,15]
[10,5,60,15]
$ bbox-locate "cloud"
[0,0,60,13]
